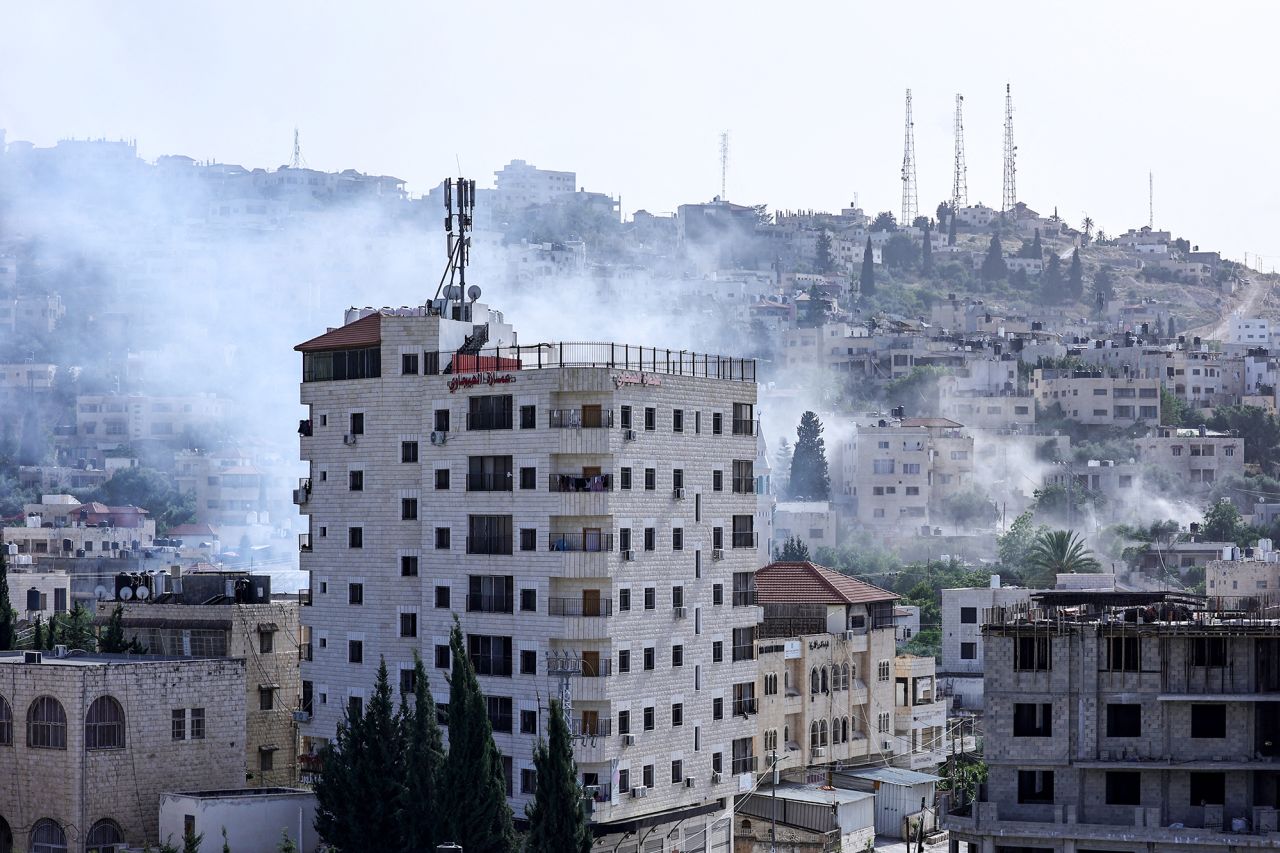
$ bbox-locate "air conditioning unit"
[711,548,724,561]
[53,644,68,658]
[684,777,696,788]
[710,771,723,784]
[343,433,358,446]
[624,429,637,441]
[673,488,686,500]
[631,786,648,799]
[622,550,635,561]
[882,740,893,752]
[812,746,826,758]
[673,606,687,619]
[844,630,857,642]
[623,734,636,746]
[24,651,41,665]
[430,431,449,445]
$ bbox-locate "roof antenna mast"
[1002,83,1017,216]
[433,176,476,311]
[720,131,730,201]
[952,94,968,215]
[901,89,918,227]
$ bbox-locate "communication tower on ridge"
[901,89,918,227]
[1002,84,1017,215]
[952,94,968,215]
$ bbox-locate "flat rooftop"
[170,787,311,799]
[0,651,222,667]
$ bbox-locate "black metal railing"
[467,472,513,491]
[550,409,615,429]
[732,589,758,607]
[732,644,755,662]
[549,597,613,618]
[466,536,513,555]
[732,477,755,494]
[732,698,758,717]
[466,594,515,614]
[731,755,758,774]
[550,474,612,493]
[549,533,614,553]
[732,531,757,549]
[298,534,312,552]
[732,419,756,435]
[425,343,756,383]
[572,718,613,738]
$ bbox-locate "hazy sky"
[3,1,1277,265]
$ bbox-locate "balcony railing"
[731,755,758,775]
[582,658,613,678]
[732,644,756,662]
[732,419,756,436]
[298,588,312,607]
[298,534,312,553]
[732,531,758,549]
[584,783,612,804]
[732,589,758,607]
[550,474,612,493]
[572,718,613,738]
[300,642,313,662]
[465,412,513,431]
[732,698,758,717]
[550,409,615,429]
[466,594,515,614]
[293,478,312,505]
[489,714,514,733]
[471,656,513,677]
[466,536,513,555]
[549,597,613,618]
[426,342,756,383]
[549,533,614,553]
[298,419,313,437]
[731,477,755,495]
[466,472,513,491]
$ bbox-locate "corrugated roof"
[841,766,940,786]
[755,561,898,606]
[750,782,874,806]
[294,312,381,352]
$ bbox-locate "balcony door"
[582,589,602,618]
[582,527,602,552]
[581,405,603,428]
[581,649,601,677]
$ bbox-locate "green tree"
[1160,388,1204,428]
[774,438,793,497]
[981,235,1006,283]
[1081,216,1094,244]
[921,226,933,275]
[93,466,196,533]
[1093,265,1115,304]
[947,209,957,246]
[98,604,146,653]
[0,536,13,651]
[859,238,875,297]
[779,536,811,561]
[31,615,45,651]
[1026,530,1100,586]
[941,489,998,530]
[525,700,591,853]
[871,211,897,232]
[799,285,827,328]
[1041,253,1063,302]
[397,654,444,853]
[814,230,835,274]
[1207,405,1280,474]
[440,620,516,852]
[883,234,919,270]
[1068,248,1084,301]
[276,830,297,853]
[182,828,204,853]
[1202,499,1245,544]
[997,511,1046,572]
[58,603,96,652]
[789,411,830,500]
[1167,315,1176,339]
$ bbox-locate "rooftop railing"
[431,343,756,383]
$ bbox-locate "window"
[642,764,655,788]
[434,408,450,432]
[401,441,419,463]
[712,412,723,434]
[644,468,656,490]
[348,527,363,549]
[712,641,723,663]
[435,645,451,669]
[713,698,723,720]
[960,607,978,624]
[712,470,723,491]
[349,412,364,435]
[401,556,419,577]
[1189,771,1225,805]
[673,409,684,432]
[260,748,275,772]
[643,647,655,671]
[520,588,536,611]
[733,627,755,662]
[519,529,536,551]
[960,642,976,660]
[348,640,364,664]
[1191,637,1227,667]
[620,405,632,430]
[30,819,68,853]
[259,630,274,654]
[644,407,656,431]
[1014,636,1051,671]
[348,583,363,605]
[520,467,536,490]
[400,612,417,638]
[86,818,123,853]
[1106,704,1141,738]
[619,589,631,611]
[1190,704,1226,738]
[468,575,514,613]
[620,467,632,490]
[486,696,513,732]
[468,394,513,430]
[434,467,450,490]
[713,584,723,606]
[520,650,536,675]
[259,687,275,711]
[27,696,66,749]
[402,353,419,374]
[1105,636,1140,672]
[467,515,513,555]
[618,650,630,674]
[1012,703,1052,737]
[643,706,655,731]
[670,759,683,784]
[644,587,656,610]
[713,526,723,550]
[671,703,683,727]
[435,527,451,549]
[643,528,655,551]
[434,586,451,608]
[672,645,684,667]
[85,696,125,750]
[877,660,890,682]
[171,709,186,741]
[618,710,631,734]
[0,694,10,745]
[1017,770,1054,804]
[467,455,513,491]
[348,470,364,491]
[467,635,514,676]
[872,459,894,475]
[1105,771,1141,806]
[520,405,536,429]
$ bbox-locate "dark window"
[521,710,537,734]
[467,634,513,676]
[467,455,513,491]
[1014,636,1051,671]
[618,769,629,793]
[619,589,631,611]
[1190,704,1226,738]
[620,405,632,430]
[190,708,204,739]
[712,470,723,492]
[402,353,419,375]
[521,768,536,794]
[434,409,450,432]
[642,764,654,789]
[401,441,419,463]
[732,459,754,493]
[468,575,514,613]
[713,697,723,720]
[1189,771,1225,805]
[349,697,363,719]
[960,607,978,624]
[732,403,754,434]
[350,412,364,435]
[348,470,364,491]
[643,706,655,731]
[673,409,684,432]
[618,710,631,734]
[485,696,513,732]
[644,528,655,551]
[1192,637,1227,667]
[434,586,450,609]
[673,469,684,490]
[520,588,536,611]
[618,650,630,673]
[435,469,450,490]
[402,498,418,520]
[732,515,754,548]
[1017,770,1054,804]
[348,583,363,605]
[467,515,513,555]
[520,529,536,551]
[961,642,977,660]
[620,467,632,490]
[713,584,723,606]
[672,645,684,667]
[1107,704,1141,738]
[401,555,419,577]
[348,640,363,664]
[1012,703,1052,737]
[644,647,655,671]
[644,468,656,490]
[644,587,656,610]
[712,412,723,435]
[520,650,537,675]
[435,527,451,549]
[520,405,536,429]
[348,527,363,548]
[399,612,417,638]
[1105,636,1140,672]
[520,467,536,490]
[84,696,125,750]
[171,708,185,741]
[712,526,723,550]
[424,351,440,374]
[1106,771,1141,806]
[468,394,513,430]
[671,759,683,783]
[399,668,416,694]
[712,641,723,663]
[644,407,656,431]
[435,645,450,669]
[620,528,632,552]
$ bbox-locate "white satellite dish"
[467,285,482,302]
[118,586,133,601]
[134,585,150,601]
[94,586,109,601]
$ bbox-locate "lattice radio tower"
[290,126,306,169]
[1001,84,1017,215]
[1149,171,1154,229]
[719,131,729,200]
[952,94,968,215]
[901,89,918,227]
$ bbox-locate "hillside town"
[4,129,1280,853]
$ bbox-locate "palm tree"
[1027,530,1100,585]
[1081,216,1094,245]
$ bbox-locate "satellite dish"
[94,586,109,601]
[134,585,150,600]
[118,586,133,601]
[446,285,463,300]
[467,285,482,302]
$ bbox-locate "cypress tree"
[1068,248,1084,301]
[921,227,933,276]
[440,620,516,852]
[947,209,957,246]
[1168,315,1176,338]
[314,697,364,852]
[1032,229,1043,259]
[99,604,144,653]
[31,615,44,651]
[397,654,444,853]
[526,700,591,853]
[0,537,12,651]
[789,411,830,500]
[859,238,875,297]
[1041,253,1064,303]
[981,235,1006,283]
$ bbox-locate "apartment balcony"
[298,533,312,553]
[466,536,513,556]
[466,472,513,492]
[731,754,758,775]
[550,409,615,429]
[550,474,611,514]
[297,419,313,437]
[732,419,756,436]
[732,589,758,607]
[549,596,612,641]
[298,588,312,607]
[732,697,758,717]
[292,478,312,506]
[557,426,612,455]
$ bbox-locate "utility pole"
[769,748,779,852]
[1002,83,1017,216]
[952,94,968,216]
[901,89,918,228]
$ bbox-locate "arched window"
[783,724,790,746]
[850,661,857,682]
[810,721,819,749]
[85,696,125,751]
[27,697,67,750]
[30,819,67,853]
[0,694,12,745]
[841,663,850,690]
[820,667,829,694]
[842,717,849,742]
[810,667,819,695]
[819,719,828,747]
[86,819,123,853]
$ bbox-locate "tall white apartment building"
[295,300,761,850]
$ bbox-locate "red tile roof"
[755,561,898,606]
[294,312,381,352]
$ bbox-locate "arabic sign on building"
[447,372,515,393]
[612,372,663,389]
